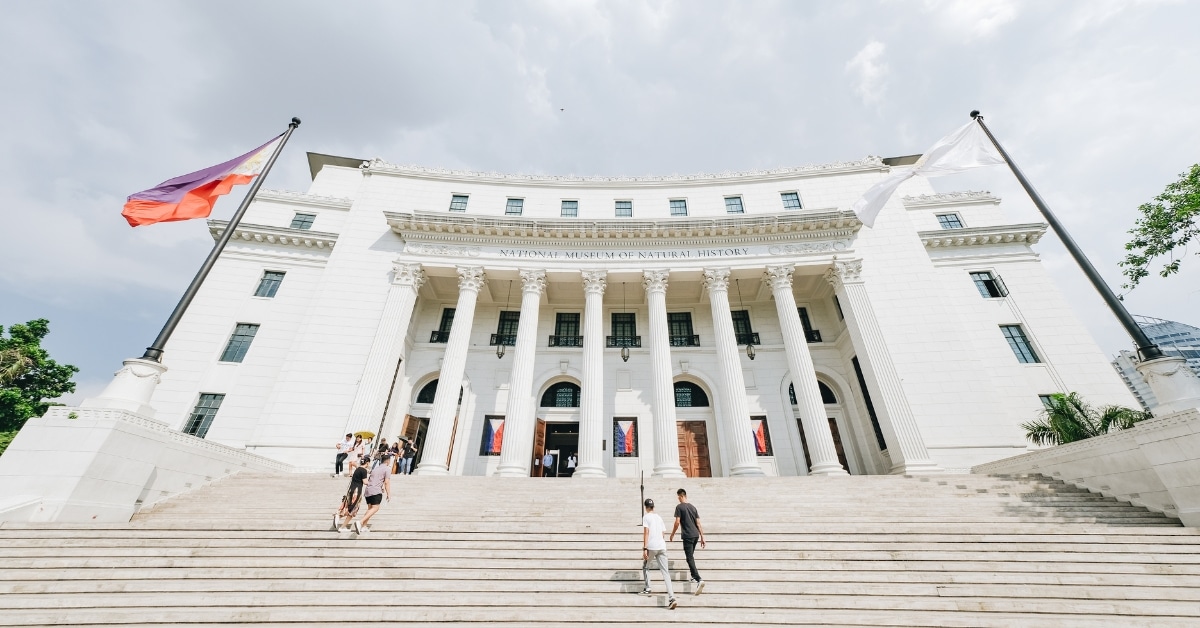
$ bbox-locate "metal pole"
[141,117,302,362]
[969,111,1163,362]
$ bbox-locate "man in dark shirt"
[668,488,706,594]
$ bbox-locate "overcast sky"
[2,0,1198,404]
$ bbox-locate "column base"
[494,464,530,478]
[573,466,607,479]
[728,463,766,477]
[888,460,943,475]
[807,462,850,476]
[651,464,686,479]
[413,463,450,476]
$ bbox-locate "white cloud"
[923,0,1020,40]
[845,40,888,105]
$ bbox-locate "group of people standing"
[331,433,416,535]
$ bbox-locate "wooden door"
[677,421,712,478]
[531,418,547,477]
[796,417,851,474]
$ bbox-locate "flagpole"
[141,117,301,362]
[968,111,1163,361]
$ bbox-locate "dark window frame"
[615,200,633,218]
[613,417,639,457]
[561,200,578,217]
[1001,324,1041,364]
[219,323,259,363]
[479,415,504,455]
[253,271,285,298]
[724,196,745,214]
[751,416,773,456]
[669,199,688,216]
[183,393,225,438]
[970,271,1009,298]
[449,195,469,212]
[936,213,964,229]
[540,382,581,408]
[780,192,802,210]
[505,198,524,216]
[674,381,710,408]
[289,213,316,230]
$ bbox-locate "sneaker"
[638,589,652,596]
[668,598,678,610]
[330,515,339,531]
[338,527,350,533]
[359,526,370,534]
[352,521,361,535]
[694,580,705,595]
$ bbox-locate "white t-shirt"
[337,439,353,453]
[567,456,577,469]
[642,512,667,551]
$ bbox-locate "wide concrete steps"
[0,473,1197,626]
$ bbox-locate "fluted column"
[644,270,686,478]
[702,268,764,477]
[765,264,847,476]
[344,262,426,436]
[495,270,548,477]
[416,266,485,476]
[825,259,941,474]
[574,270,608,479]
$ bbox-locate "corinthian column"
[644,270,686,478]
[416,266,485,476]
[495,270,548,477]
[574,270,608,478]
[702,268,764,477]
[825,259,941,474]
[765,264,847,476]
[344,262,426,436]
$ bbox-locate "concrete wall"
[0,407,292,523]
[973,409,1200,527]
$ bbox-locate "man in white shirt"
[333,433,353,478]
[639,498,678,609]
[541,451,555,477]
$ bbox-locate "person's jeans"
[642,549,675,598]
[681,537,702,581]
[334,453,348,475]
[401,458,414,474]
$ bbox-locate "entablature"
[208,220,338,250]
[903,191,1000,209]
[253,189,353,210]
[920,223,1047,249]
[384,209,861,247]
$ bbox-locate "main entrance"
[531,419,579,477]
[677,420,712,478]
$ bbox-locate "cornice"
[208,220,338,250]
[384,209,862,247]
[361,157,887,188]
[920,223,1047,249]
[254,189,353,210]
[902,191,1000,208]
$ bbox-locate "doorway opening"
[534,422,580,477]
[677,420,713,478]
[792,381,853,474]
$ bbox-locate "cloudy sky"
[2,0,1198,404]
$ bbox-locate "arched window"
[415,379,463,404]
[674,381,709,407]
[789,382,838,405]
[540,382,581,408]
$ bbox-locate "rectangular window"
[970,271,1009,298]
[555,312,580,337]
[253,271,285,298]
[751,416,773,456]
[505,198,524,216]
[183,393,225,439]
[1001,325,1041,363]
[560,200,578,217]
[289,213,316,230]
[937,213,964,229]
[669,199,688,216]
[611,312,636,337]
[613,417,638,457]
[781,192,802,210]
[494,311,520,345]
[731,310,757,345]
[725,196,744,214]
[1038,394,1056,410]
[219,324,259,363]
[798,307,821,342]
[615,200,633,217]
[852,356,888,451]
[431,307,455,342]
[449,195,469,212]
[480,415,504,455]
[668,312,697,346]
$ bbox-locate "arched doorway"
[533,381,581,477]
[790,381,855,474]
[403,378,462,469]
[674,380,713,478]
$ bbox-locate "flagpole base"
[1136,356,1200,416]
[80,358,168,420]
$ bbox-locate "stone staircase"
[1,473,1199,626]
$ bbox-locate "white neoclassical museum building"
[146,152,1138,478]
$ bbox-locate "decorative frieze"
[208,220,337,250]
[406,243,483,257]
[902,191,1000,208]
[254,189,353,210]
[920,223,1047,249]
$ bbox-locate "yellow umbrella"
[354,431,375,439]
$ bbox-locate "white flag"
[852,120,1004,227]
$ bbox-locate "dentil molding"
[920,223,1048,249]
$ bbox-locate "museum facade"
[145,153,1138,476]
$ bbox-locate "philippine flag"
[121,135,282,227]
[752,419,768,455]
[483,417,505,454]
[616,420,636,454]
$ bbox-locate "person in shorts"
[355,452,392,534]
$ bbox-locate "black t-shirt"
[347,466,369,502]
[674,502,700,539]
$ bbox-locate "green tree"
[0,319,79,433]
[1021,392,1152,447]
[1121,164,1200,289]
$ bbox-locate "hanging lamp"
[736,278,755,360]
[620,282,630,362]
[497,279,512,359]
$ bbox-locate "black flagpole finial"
[291,117,302,127]
[969,110,981,119]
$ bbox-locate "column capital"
[519,269,547,295]
[581,270,607,295]
[764,264,796,292]
[456,266,486,292]
[391,261,427,289]
[824,258,864,290]
[642,270,670,295]
[702,267,731,293]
